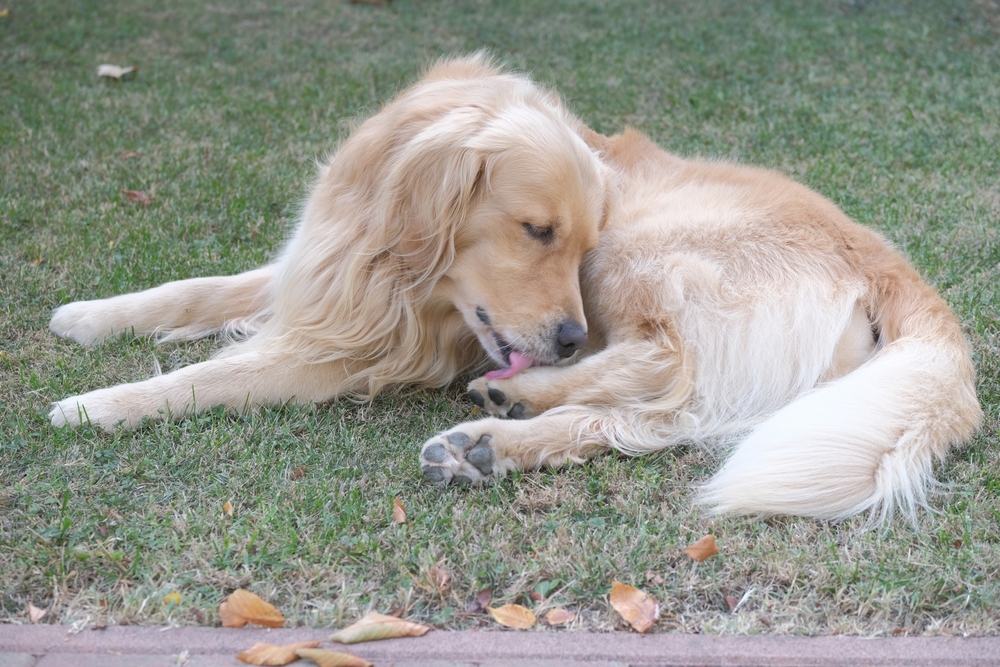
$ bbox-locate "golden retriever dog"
[50,55,981,522]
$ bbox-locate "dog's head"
[372,56,610,374]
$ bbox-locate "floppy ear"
[376,107,488,282]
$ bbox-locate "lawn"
[2,0,999,636]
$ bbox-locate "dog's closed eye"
[522,222,554,245]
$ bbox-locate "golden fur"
[50,56,981,522]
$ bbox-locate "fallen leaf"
[121,189,155,206]
[29,257,45,267]
[290,466,306,480]
[465,587,492,613]
[329,611,431,644]
[952,539,963,549]
[609,581,659,633]
[543,608,575,625]
[97,64,137,79]
[392,498,406,524]
[28,604,47,623]
[0,9,9,18]
[237,641,320,665]
[528,591,542,602]
[645,571,664,585]
[296,648,372,667]
[724,595,740,612]
[120,150,140,159]
[220,589,285,628]
[684,534,719,562]
[163,592,182,606]
[428,566,451,596]
[223,501,234,517]
[486,604,536,629]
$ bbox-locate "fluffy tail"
[699,274,982,523]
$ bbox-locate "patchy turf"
[1,0,998,635]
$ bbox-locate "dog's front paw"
[467,377,537,419]
[50,300,119,345]
[420,422,519,486]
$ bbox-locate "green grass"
[2,0,999,636]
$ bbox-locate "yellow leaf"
[28,604,47,623]
[486,604,536,629]
[392,498,406,524]
[0,9,10,18]
[97,64,137,79]
[329,611,431,644]
[220,589,285,628]
[223,501,234,517]
[609,581,659,633]
[684,534,719,562]
[237,641,320,666]
[296,648,373,667]
[543,607,575,625]
[163,592,182,606]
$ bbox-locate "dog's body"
[50,57,981,522]
[420,127,982,522]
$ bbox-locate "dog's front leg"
[419,409,611,485]
[49,352,362,430]
[467,338,691,419]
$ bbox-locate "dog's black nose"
[556,320,588,358]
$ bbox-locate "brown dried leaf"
[296,648,373,667]
[724,595,740,612]
[465,587,492,613]
[392,498,406,524]
[487,604,536,629]
[543,607,575,625]
[329,611,431,644]
[220,589,286,628]
[609,581,659,633]
[121,189,155,206]
[28,604,47,623]
[684,534,719,562]
[290,466,306,480]
[428,566,450,595]
[120,150,140,159]
[29,257,45,267]
[97,64,137,79]
[237,641,320,665]
[223,501,234,517]
[528,591,542,602]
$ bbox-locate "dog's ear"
[377,107,488,282]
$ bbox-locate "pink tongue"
[485,351,534,380]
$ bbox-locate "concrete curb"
[2,626,999,667]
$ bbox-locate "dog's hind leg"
[50,266,275,345]
[49,350,359,429]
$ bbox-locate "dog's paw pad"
[419,431,496,486]
[467,378,537,419]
